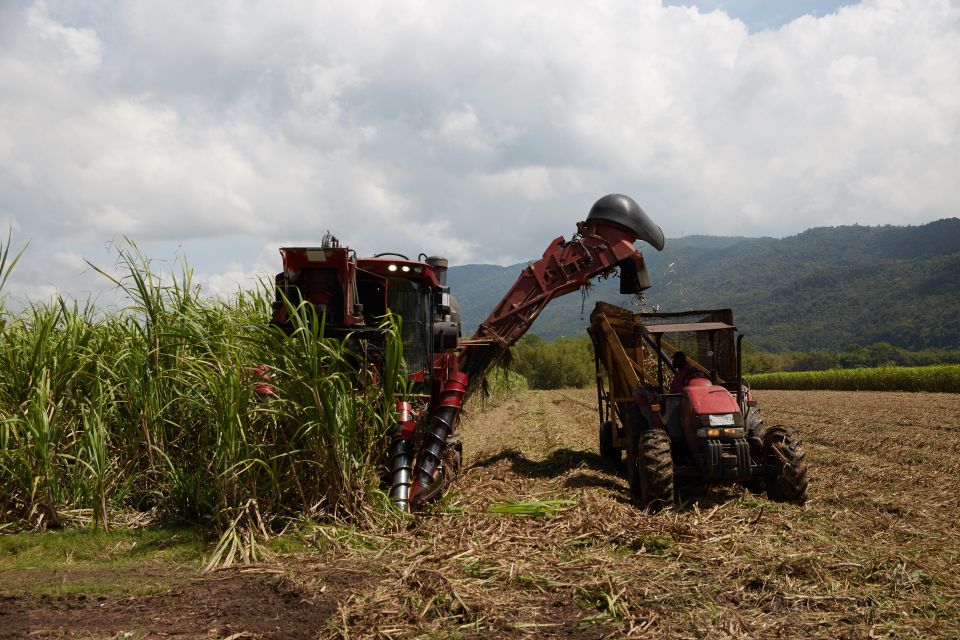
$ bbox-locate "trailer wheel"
[632,428,675,510]
[759,425,808,503]
[599,421,620,463]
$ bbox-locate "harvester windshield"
[387,277,432,376]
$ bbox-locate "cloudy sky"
[1,0,958,303]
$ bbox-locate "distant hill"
[447,219,960,351]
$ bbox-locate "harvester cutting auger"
[268,194,665,511]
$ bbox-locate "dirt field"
[2,390,959,639]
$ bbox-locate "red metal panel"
[685,383,739,415]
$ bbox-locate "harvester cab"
[589,302,808,509]
[270,235,460,387]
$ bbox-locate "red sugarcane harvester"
[269,195,665,511]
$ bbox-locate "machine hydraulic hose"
[408,371,468,507]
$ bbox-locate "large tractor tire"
[599,421,621,463]
[745,410,764,452]
[759,425,808,503]
[744,412,766,494]
[632,428,675,511]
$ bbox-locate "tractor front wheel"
[759,425,808,503]
[631,428,675,510]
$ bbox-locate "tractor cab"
[589,303,766,493]
[634,318,755,483]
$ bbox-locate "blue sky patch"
[663,0,859,31]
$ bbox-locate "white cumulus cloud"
[0,0,956,302]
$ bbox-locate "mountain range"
[447,218,960,351]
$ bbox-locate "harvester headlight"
[708,414,735,426]
[401,265,411,272]
[699,428,722,438]
[722,427,745,437]
[388,264,398,272]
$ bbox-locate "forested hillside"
[448,218,960,351]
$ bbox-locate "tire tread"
[761,425,808,503]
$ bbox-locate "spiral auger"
[388,401,417,512]
[408,371,468,508]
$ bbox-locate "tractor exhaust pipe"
[409,372,468,506]
[736,334,745,411]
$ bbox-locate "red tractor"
[589,302,808,508]
[269,195,665,510]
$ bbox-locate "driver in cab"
[669,351,701,393]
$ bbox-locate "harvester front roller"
[388,401,417,511]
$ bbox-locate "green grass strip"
[487,499,577,517]
[0,526,205,571]
[748,364,960,393]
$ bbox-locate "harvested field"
[2,389,959,639]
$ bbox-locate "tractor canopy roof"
[644,321,736,335]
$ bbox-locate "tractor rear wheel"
[632,428,675,510]
[759,425,808,503]
[599,421,620,463]
[744,414,765,494]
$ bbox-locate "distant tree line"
[508,335,960,390]
[742,342,960,373]
[509,335,595,389]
